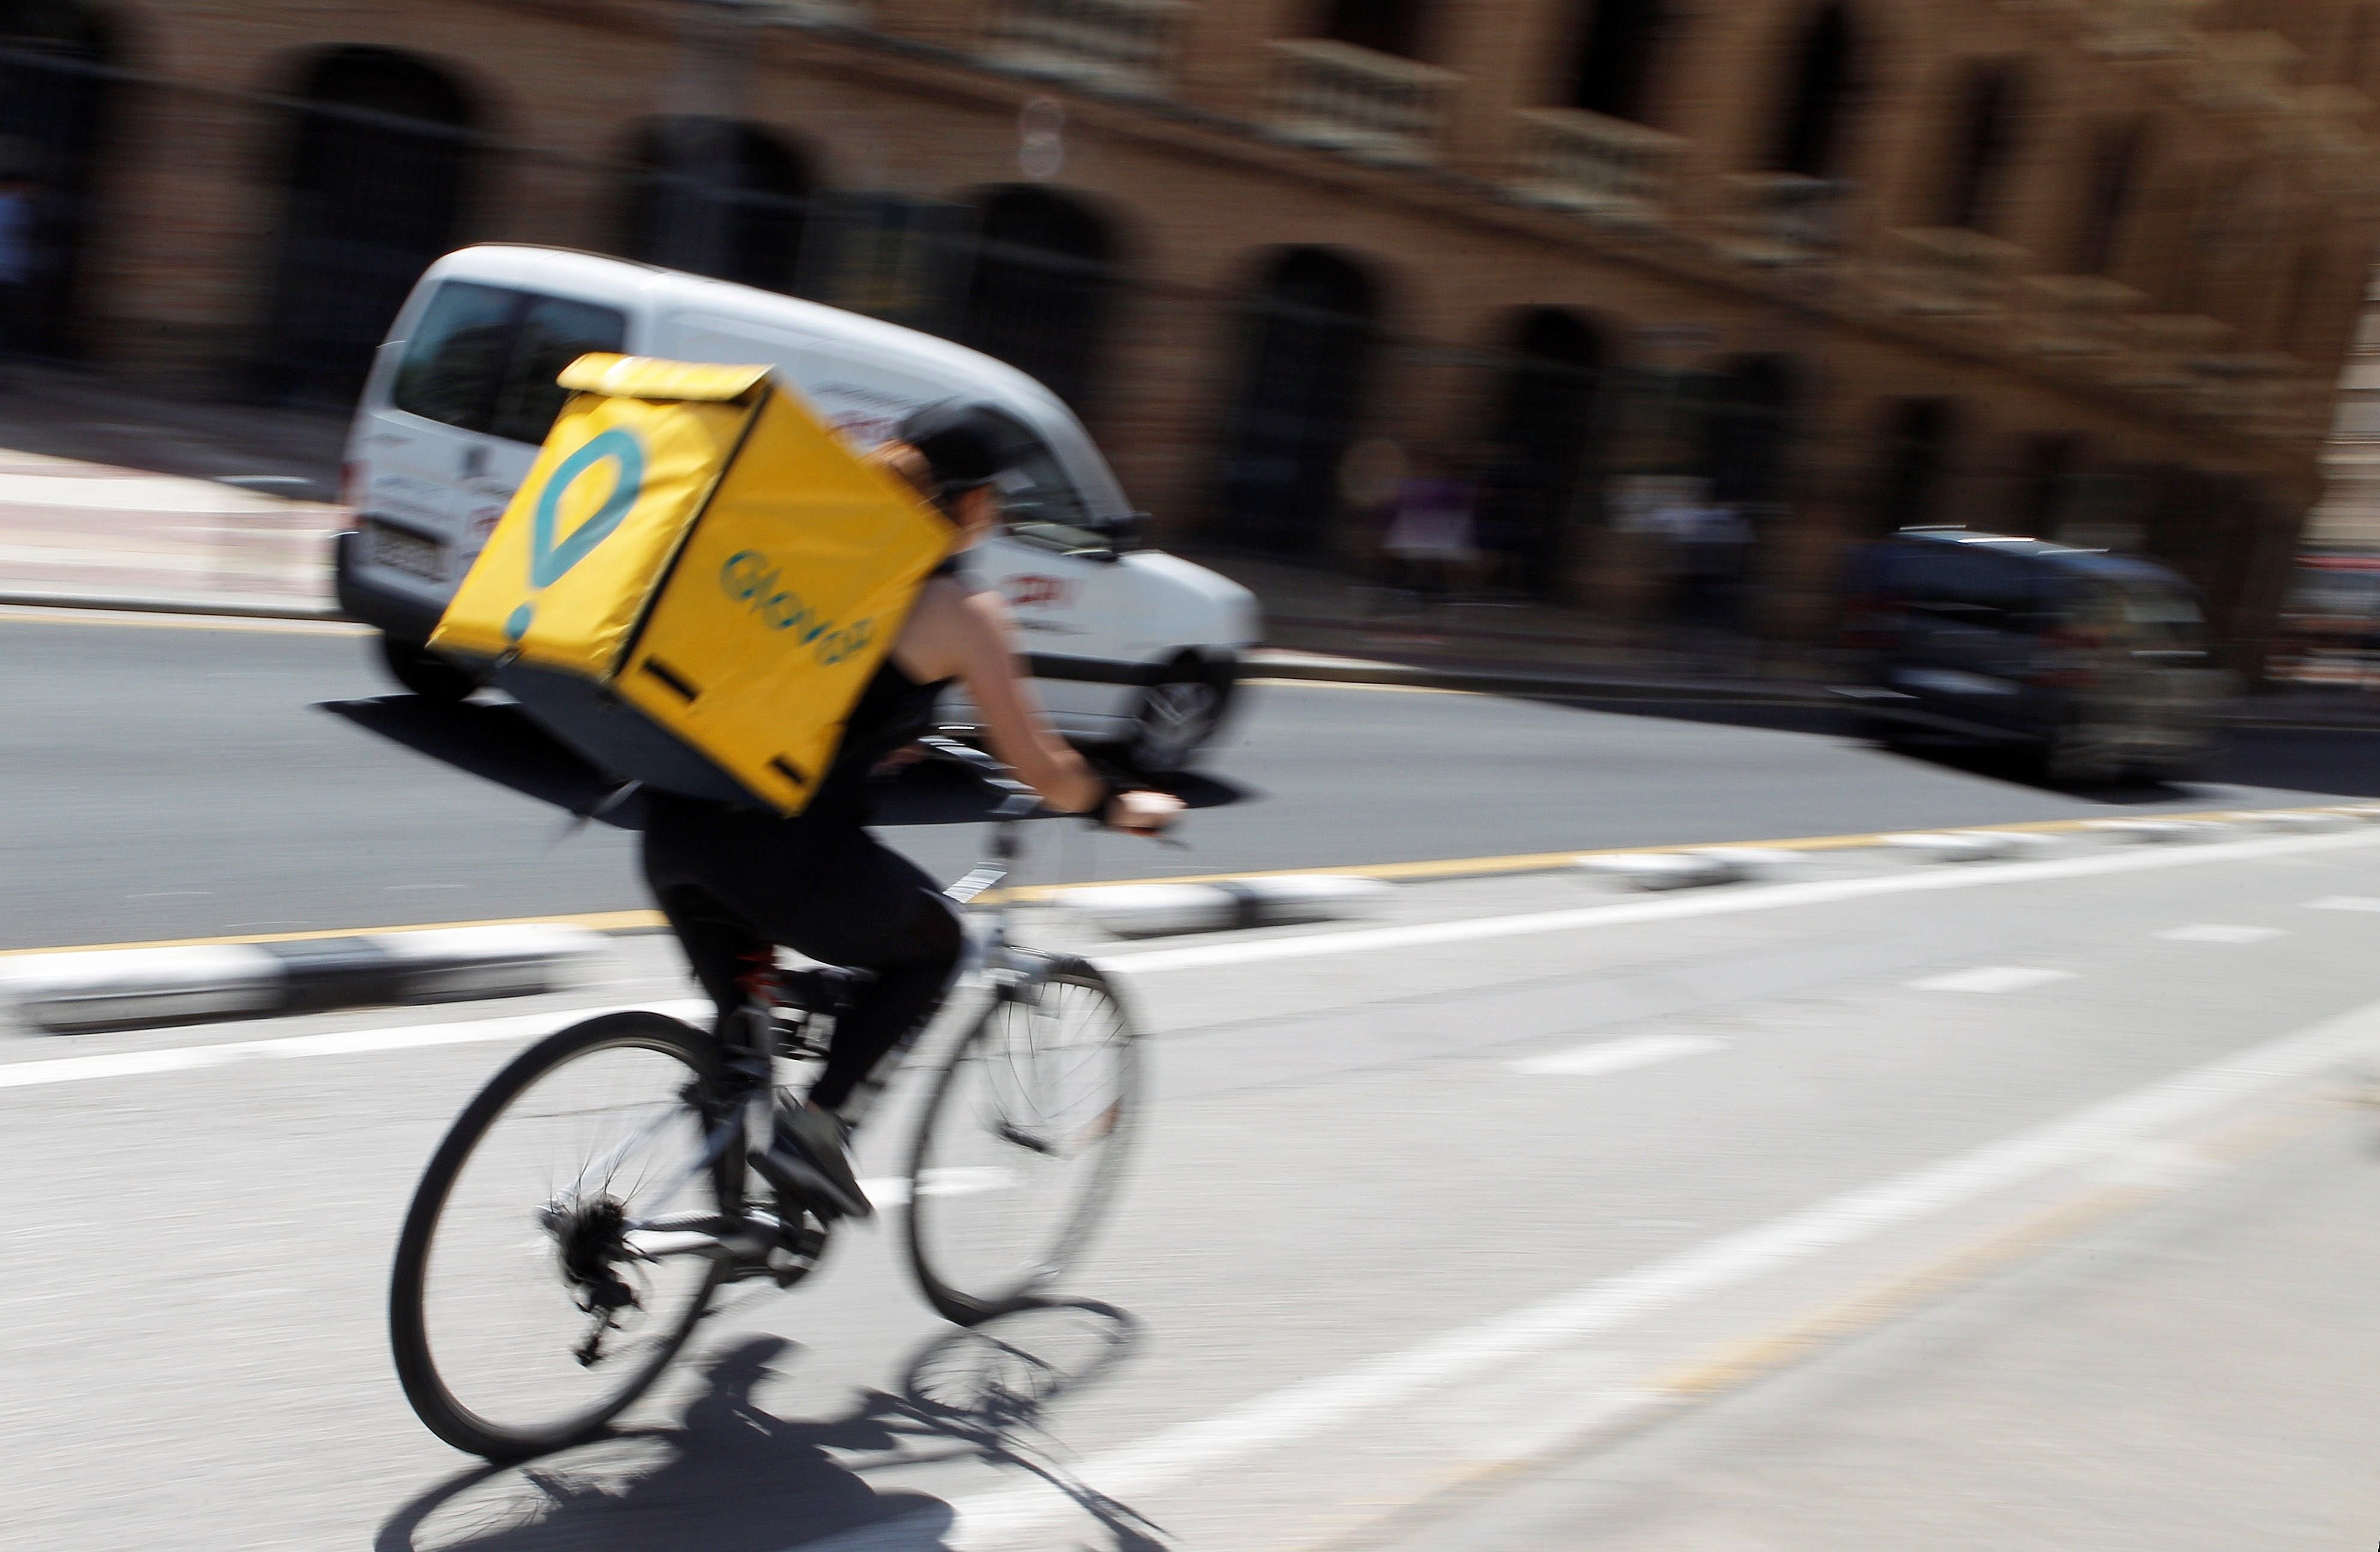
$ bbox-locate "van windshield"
[391,282,628,445]
[2120,585,2207,648]
[987,413,1110,555]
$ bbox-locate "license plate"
[366,521,445,583]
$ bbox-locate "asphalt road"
[9,826,2380,1548]
[5,606,2380,950]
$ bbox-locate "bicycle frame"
[618,737,1046,1273]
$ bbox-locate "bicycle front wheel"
[905,957,1140,1325]
[390,1011,735,1460]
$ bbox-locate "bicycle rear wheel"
[904,957,1139,1325]
[390,1011,736,1460]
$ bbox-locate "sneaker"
[749,1103,873,1220]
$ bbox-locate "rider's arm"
[896,581,1178,831]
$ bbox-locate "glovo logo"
[721,550,876,666]
[503,428,645,642]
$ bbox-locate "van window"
[2119,584,2206,647]
[390,282,628,444]
[988,413,1105,555]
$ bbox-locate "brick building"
[6,0,2380,666]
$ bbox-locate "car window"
[2118,584,2206,648]
[391,280,515,434]
[390,282,628,446]
[988,415,1108,556]
[490,294,628,446]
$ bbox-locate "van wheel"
[2041,720,2117,786]
[379,635,478,703]
[1127,664,1230,775]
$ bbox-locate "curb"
[0,925,607,1034]
[0,587,345,622]
[1055,875,1391,938]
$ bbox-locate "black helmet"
[894,401,1014,498]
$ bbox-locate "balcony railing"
[1883,227,2024,316]
[1713,173,1848,265]
[988,0,1189,96]
[1507,107,1682,226]
[1268,38,1457,166]
[2020,274,2143,357]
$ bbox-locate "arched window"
[1214,247,1382,556]
[1320,0,1428,58]
[1871,397,1957,535]
[2071,119,2144,277]
[1480,309,1605,595]
[1937,61,2022,233]
[0,0,114,358]
[262,47,476,403]
[1772,3,1859,180]
[623,118,808,294]
[1568,0,1667,125]
[957,186,1117,413]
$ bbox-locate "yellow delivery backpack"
[431,353,954,815]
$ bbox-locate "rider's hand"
[1103,789,1183,836]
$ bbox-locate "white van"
[337,244,1259,771]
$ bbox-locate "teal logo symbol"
[505,428,646,642]
[722,550,876,666]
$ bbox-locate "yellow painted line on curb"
[12,805,2367,955]
[0,908,668,959]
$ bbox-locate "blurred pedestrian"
[1340,436,1408,618]
[1382,445,1477,609]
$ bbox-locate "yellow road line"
[9,804,2364,956]
[0,908,668,959]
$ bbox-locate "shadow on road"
[375,1301,1157,1552]
[320,695,1254,832]
[1528,694,2380,802]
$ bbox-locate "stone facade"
[10,0,2380,666]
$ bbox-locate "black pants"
[640,793,963,1112]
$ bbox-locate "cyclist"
[640,400,1182,1222]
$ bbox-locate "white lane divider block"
[2159,924,2285,944]
[1058,875,1390,939]
[1908,965,2076,994]
[2086,819,2228,844]
[2307,896,2380,913]
[1508,1033,1726,1078]
[1577,850,1791,891]
[1881,831,2058,863]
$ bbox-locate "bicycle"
[387,739,1144,1462]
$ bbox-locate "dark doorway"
[261,47,476,404]
[1214,247,1381,557]
[1568,0,1667,124]
[1700,355,1795,509]
[2071,119,2143,277]
[624,117,808,294]
[957,186,1115,413]
[1938,61,2022,233]
[1872,397,1958,534]
[0,0,114,358]
[1772,2,1859,179]
[1320,0,1429,58]
[1479,308,1603,596]
[2014,431,2080,536]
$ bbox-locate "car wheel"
[1127,664,1230,775]
[2040,718,2118,786]
[379,634,478,702]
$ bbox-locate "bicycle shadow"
[374,1300,1160,1552]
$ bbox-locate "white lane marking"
[1909,966,2075,994]
[2307,895,2380,912]
[0,1000,714,1090]
[1509,1034,1725,1077]
[2159,924,2286,944]
[0,473,290,512]
[1097,829,2380,976]
[797,989,2380,1552]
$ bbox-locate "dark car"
[1835,528,2228,783]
